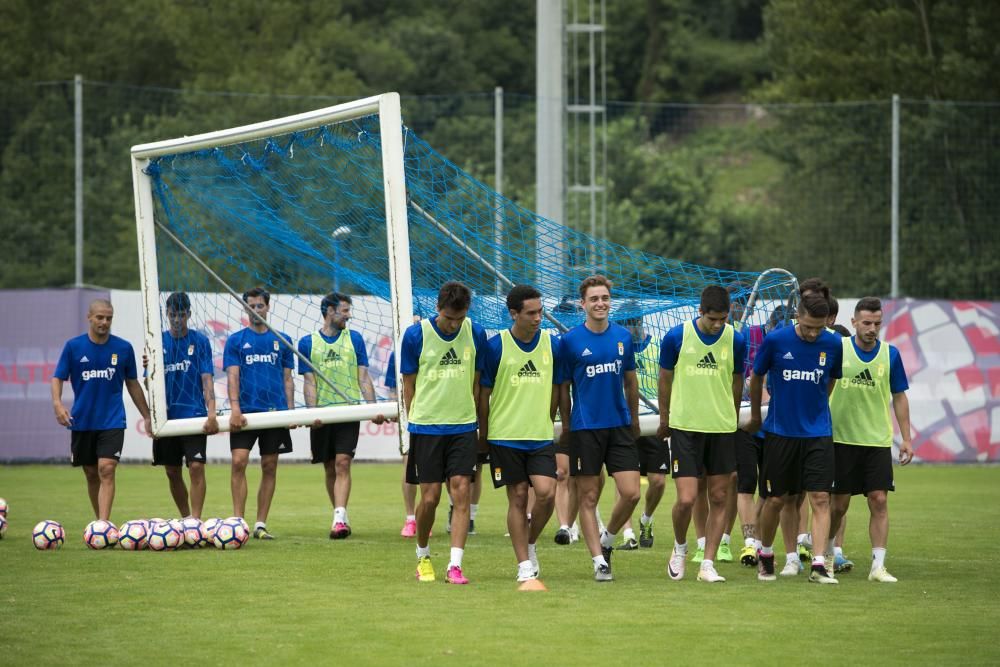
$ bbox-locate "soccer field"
[1,463,997,665]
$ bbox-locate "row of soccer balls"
[30,517,251,551]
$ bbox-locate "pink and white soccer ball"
[147,520,183,551]
[84,520,119,550]
[202,518,223,544]
[213,517,250,550]
[0,515,7,539]
[181,517,209,548]
[32,520,64,550]
[0,497,8,517]
[118,520,149,551]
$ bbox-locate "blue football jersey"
[223,328,295,413]
[53,334,138,430]
[559,323,636,431]
[162,329,214,420]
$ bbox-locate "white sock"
[470,504,479,520]
[406,514,416,522]
[812,555,825,567]
[254,521,266,531]
[559,524,570,531]
[754,539,763,552]
[526,513,532,521]
[834,546,844,557]
[528,542,537,562]
[416,544,430,558]
[518,559,534,573]
[640,513,652,525]
[592,555,608,569]
[701,558,714,570]
[761,545,774,556]
[745,537,755,548]
[334,507,347,524]
[449,547,464,569]
[786,552,798,564]
[721,533,731,545]
[696,536,706,550]
[797,533,808,545]
[674,541,688,555]
[872,547,887,569]
[600,530,616,549]
[623,527,636,541]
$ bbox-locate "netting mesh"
[144,107,797,423]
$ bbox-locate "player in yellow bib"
[478,285,564,583]
[827,297,913,582]
[658,286,746,583]
[401,282,488,585]
[299,292,385,540]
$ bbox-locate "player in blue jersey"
[52,299,152,521]
[828,297,913,582]
[558,275,640,582]
[153,292,217,519]
[223,287,295,540]
[747,292,843,584]
[479,285,563,583]
[298,292,385,539]
[402,282,488,584]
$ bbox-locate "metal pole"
[891,94,900,298]
[494,86,504,295]
[536,0,564,288]
[74,74,83,287]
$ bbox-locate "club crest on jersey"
[188,344,195,356]
[819,352,827,366]
[618,341,624,355]
[273,341,280,352]
[110,353,118,366]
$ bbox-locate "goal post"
[131,93,412,437]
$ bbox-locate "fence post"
[74,74,84,288]
[891,94,900,298]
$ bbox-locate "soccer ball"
[213,517,250,550]
[0,497,8,517]
[147,520,183,551]
[84,520,119,549]
[0,515,6,539]
[32,520,64,550]
[181,517,209,548]
[202,517,222,544]
[118,520,149,551]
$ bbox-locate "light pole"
[331,225,352,292]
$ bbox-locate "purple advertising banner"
[0,288,109,461]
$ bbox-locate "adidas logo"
[783,352,794,360]
[696,352,718,370]
[243,342,252,349]
[439,348,461,366]
[80,355,89,363]
[659,463,668,470]
[324,349,342,362]
[581,348,593,357]
[193,453,203,459]
[517,360,541,377]
[850,368,876,387]
[114,451,121,457]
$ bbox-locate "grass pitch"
[1,463,998,665]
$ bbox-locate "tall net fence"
[2,81,998,299]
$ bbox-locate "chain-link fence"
[1,81,996,299]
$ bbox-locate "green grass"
[2,463,998,665]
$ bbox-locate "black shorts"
[761,434,834,497]
[406,431,477,484]
[477,451,491,465]
[310,422,360,463]
[570,427,639,477]
[230,427,293,456]
[833,443,895,496]
[153,435,208,467]
[71,429,124,467]
[489,443,557,488]
[637,436,669,477]
[735,429,767,497]
[669,429,737,478]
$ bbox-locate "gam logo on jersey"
[81,367,116,382]
[164,360,192,374]
[585,359,623,378]
[781,368,825,384]
[245,352,279,365]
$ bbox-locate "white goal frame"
[130,93,413,437]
